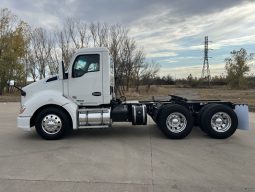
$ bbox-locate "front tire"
[157,104,194,139]
[35,107,71,140]
[200,104,238,139]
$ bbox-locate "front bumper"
[17,116,32,131]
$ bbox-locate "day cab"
[17,47,249,140]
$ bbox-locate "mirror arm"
[13,85,26,96]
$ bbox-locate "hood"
[21,76,62,104]
[23,76,58,91]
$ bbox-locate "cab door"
[68,53,103,106]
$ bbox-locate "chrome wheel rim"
[166,112,187,133]
[211,112,231,132]
[42,114,62,134]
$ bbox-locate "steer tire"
[35,107,71,140]
[157,104,193,139]
[200,104,238,139]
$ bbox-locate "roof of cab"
[75,47,108,54]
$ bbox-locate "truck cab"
[18,48,116,138]
[64,47,114,106]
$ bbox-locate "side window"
[72,54,100,78]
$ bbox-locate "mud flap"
[234,105,249,130]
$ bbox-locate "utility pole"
[201,36,211,84]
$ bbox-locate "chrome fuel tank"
[78,108,111,128]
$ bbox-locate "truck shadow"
[66,124,209,140]
[21,124,211,141]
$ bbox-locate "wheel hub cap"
[211,112,231,132]
[42,114,62,134]
[172,118,179,125]
[215,118,223,125]
[166,112,187,133]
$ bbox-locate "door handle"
[92,92,101,96]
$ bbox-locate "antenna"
[201,36,211,84]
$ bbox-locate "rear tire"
[200,104,238,139]
[157,104,193,139]
[197,104,217,133]
[155,105,168,129]
[35,107,71,140]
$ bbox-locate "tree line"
[140,48,254,89]
[0,8,159,95]
[182,48,254,89]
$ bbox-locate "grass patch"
[124,85,255,106]
[0,94,20,102]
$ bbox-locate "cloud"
[1,0,247,28]
[160,59,178,63]
[130,1,255,52]
[148,51,178,58]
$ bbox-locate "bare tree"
[77,20,90,48]
[119,38,145,91]
[140,61,160,92]
[48,42,60,75]
[51,19,148,95]
[25,51,38,82]
[31,28,54,79]
[25,27,58,80]
[108,25,127,95]
[132,49,145,91]
[56,29,74,67]
[89,22,109,47]
[65,18,90,49]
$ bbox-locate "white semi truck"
[17,47,249,140]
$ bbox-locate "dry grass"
[0,94,20,102]
[125,85,255,106]
[198,88,255,106]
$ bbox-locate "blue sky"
[1,0,255,78]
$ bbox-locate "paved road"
[0,103,254,192]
